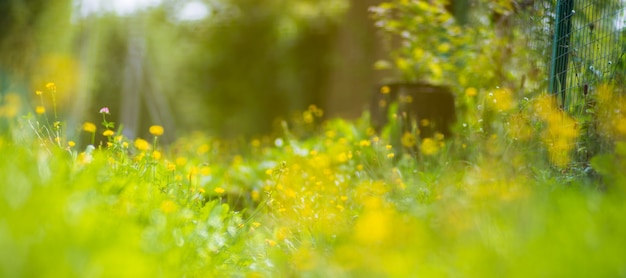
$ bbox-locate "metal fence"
[549,0,626,115]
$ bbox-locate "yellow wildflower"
[45,82,56,92]
[380,85,391,94]
[214,187,225,194]
[465,87,477,97]
[83,122,96,133]
[68,141,76,147]
[35,106,45,115]
[166,162,176,171]
[421,138,439,156]
[149,125,164,136]
[102,130,114,137]
[134,138,150,151]
[152,151,161,160]
[401,132,416,147]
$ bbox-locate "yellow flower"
[380,85,391,94]
[166,162,176,171]
[83,122,96,133]
[35,90,43,96]
[359,140,371,147]
[465,87,478,97]
[102,130,114,137]
[421,138,439,156]
[303,110,314,124]
[252,222,261,228]
[149,125,164,136]
[387,153,395,159]
[68,141,76,147]
[35,106,45,115]
[401,132,416,147]
[214,187,225,194]
[45,83,56,93]
[152,151,162,160]
[134,138,150,151]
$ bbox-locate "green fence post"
[549,0,574,109]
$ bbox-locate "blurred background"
[0,0,389,142]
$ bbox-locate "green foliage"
[2,1,626,277]
[2,92,626,276]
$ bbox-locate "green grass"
[1,98,626,277]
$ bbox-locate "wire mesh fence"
[549,0,626,115]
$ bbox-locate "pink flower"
[99,107,110,114]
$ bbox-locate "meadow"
[1,82,626,277]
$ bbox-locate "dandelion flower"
[134,138,150,151]
[214,187,225,194]
[152,151,161,160]
[380,85,391,94]
[45,82,56,92]
[68,141,76,147]
[102,130,114,137]
[149,125,164,136]
[401,132,416,147]
[83,122,96,133]
[465,87,477,97]
[35,106,45,115]
[421,138,439,156]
